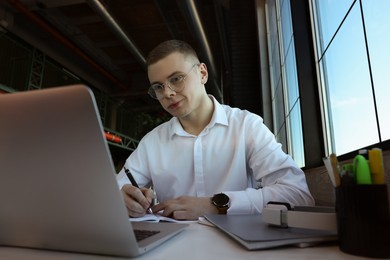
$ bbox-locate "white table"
[0,222,368,259]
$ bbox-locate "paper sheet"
[128,213,194,223]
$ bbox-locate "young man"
[117,40,314,220]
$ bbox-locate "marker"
[124,166,153,214]
[353,155,372,184]
[368,148,385,184]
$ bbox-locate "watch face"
[213,193,229,207]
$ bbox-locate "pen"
[123,166,153,214]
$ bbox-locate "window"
[311,0,390,155]
[265,0,305,166]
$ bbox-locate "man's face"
[147,52,207,118]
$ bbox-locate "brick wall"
[304,150,390,207]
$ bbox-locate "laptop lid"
[0,85,187,257]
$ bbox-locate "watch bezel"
[212,193,230,207]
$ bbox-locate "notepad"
[129,213,194,223]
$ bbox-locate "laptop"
[0,85,188,257]
[204,214,337,250]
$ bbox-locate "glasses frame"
[148,64,199,100]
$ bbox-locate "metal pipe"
[86,0,146,69]
[183,0,222,101]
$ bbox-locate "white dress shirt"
[117,96,314,214]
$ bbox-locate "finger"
[151,198,175,213]
[122,185,150,209]
[141,188,155,206]
[122,192,146,217]
[121,185,149,216]
[151,201,165,213]
[172,210,195,220]
[121,184,137,196]
[153,201,183,218]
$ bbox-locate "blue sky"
[317,0,389,155]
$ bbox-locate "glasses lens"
[147,64,197,100]
[148,86,159,99]
[167,75,185,92]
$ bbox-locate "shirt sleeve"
[116,136,153,190]
[116,168,130,189]
[224,112,314,215]
[225,163,315,215]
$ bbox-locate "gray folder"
[204,214,337,250]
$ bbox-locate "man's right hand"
[121,184,154,217]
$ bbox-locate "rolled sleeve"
[225,166,314,215]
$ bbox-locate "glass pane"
[273,79,285,133]
[267,0,281,99]
[284,42,299,111]
[315,0,355,52]
[267,0,278,56]
[276,123,288,154]
[323,4,378,155]
[289,101,304,167]
[362,0,390,141]
[270,41,281,99]
[280,0,293,60]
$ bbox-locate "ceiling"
[0,0,261,114]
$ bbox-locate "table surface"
[0,222,369,260]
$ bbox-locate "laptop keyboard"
[134,229,160,242]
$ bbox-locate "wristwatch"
[211,193,230,214]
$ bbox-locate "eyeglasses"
[148,64,198,100]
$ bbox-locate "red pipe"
[105,132,122,143]
[6,0,128,90]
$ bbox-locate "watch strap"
[217,206,228,214]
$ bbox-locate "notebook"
[0,85,188,257]
[129,213,187,223]
[204,214,337,250]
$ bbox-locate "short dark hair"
[146,40,199,66]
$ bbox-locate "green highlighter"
[353,155,372,184]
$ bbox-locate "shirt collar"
[170,95,228,137]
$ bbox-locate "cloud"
[331,96,360,108]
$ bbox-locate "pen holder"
[335,185,390,258]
